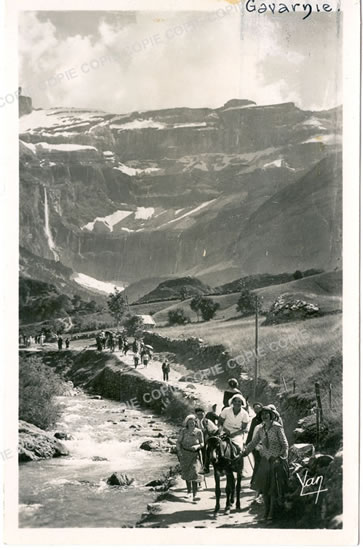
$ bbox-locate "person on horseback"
[218,393,249,457]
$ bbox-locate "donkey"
[205,435,244,515]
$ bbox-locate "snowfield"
[82,210,132,232]
[113,163,159,176]
[111,118,166,131]
[157,199,217,228]
[73,273,124,294]
[135,207,155,220]
[19,108,106,134]
[36,142,98,152]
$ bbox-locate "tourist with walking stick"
[242,406,289,522]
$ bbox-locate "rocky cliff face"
[19,99,342,291]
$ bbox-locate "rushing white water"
[19,394,177,528]
[44,187,59,261]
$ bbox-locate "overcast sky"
[19,10,342,113]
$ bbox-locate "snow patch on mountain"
[82,210,132,232]
[173,122,207,128]
[20,140,36,153]
[302,134,340,145]
[112,118,166,131]
[19,108,106,134]
[135,207,155,220]
[157,199,217,228]
[113,163,159,176]
[73,272,124,294]
[302,117,327,130]
[36,142,98,152]
[263,158,295,171]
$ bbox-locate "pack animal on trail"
[205,435,244,515]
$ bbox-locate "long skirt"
[179,449,202,481]
[251,456,289,498]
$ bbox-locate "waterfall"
[44,187,59,261]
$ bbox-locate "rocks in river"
[54,432,73,441]
[91,456,108,462]
[107,472,134,486]
[140,439,176,454]
[140,440,159,451]
[19,421,69,462]
[145,479,164,487]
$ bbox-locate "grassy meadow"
[155,313,342,402]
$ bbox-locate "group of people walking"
[57,336,70,350]
[19,332,69,349]
[176,377,289,520]
[95,331,153,369]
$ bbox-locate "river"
[19,393,177,528]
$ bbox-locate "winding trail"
[110,348,263,528]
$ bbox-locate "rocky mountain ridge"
[19,98,342,292]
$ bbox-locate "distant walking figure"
[222,378,244,410]
[133,353,140,368]
[96,335,103,351]
[132,339,139,354]
[65,338,70,349]
[108,333,115,352]
[118,334,124,351]
[162,360,170,381]
[40,334,45,347]
[141,350,151,367]
[57,336,63,351]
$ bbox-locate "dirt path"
[140,473,263,528]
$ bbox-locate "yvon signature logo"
[295,470,328,503]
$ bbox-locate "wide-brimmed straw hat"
[261,405,278,419]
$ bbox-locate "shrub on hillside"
[199,298,220,321]
[19,356,66,429]
[293,270,303,280]
[236,288,261,317]
[190,296,219,321]
[168,309,190,325]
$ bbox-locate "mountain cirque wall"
[19,99,342,286]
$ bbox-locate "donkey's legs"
[235,471,242,510]
[225,472,235,512]
[214,469,221,514]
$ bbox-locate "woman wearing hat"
[242,406,289,521]
[176,414,204,501]
[218,393,249,454]
[222,378,244,410]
